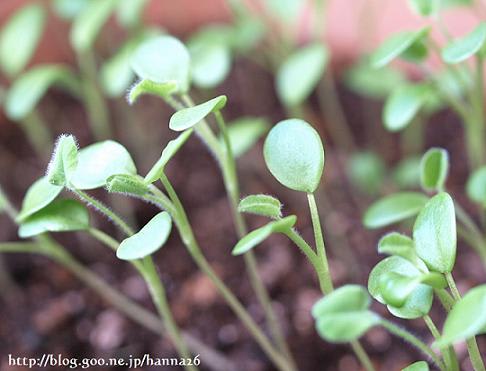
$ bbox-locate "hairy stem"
[424,314,459,371]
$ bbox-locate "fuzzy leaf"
[276,43,328,107]
[131,35,191,93]
[0,4,45,77]
[238,194,282,219]
[363,192,429,229]
[224,117,269,158]
[144,129,194,183]
[264,119,324,193]
[369,256,433,319]
[70,140,137,190]
[442,22,486,63]
[420,148,449,192]
[312,285,380,343]
[413,192,456,273]
[232,215,297,255]
[18,199,89,238]
[466,166,486,206]
[117,211,172,260]
[371,28,429,68]
[70,0,119,52]
[128,79,178,105]
[17,177,63,222]
[169,96,227,131]
[383,84,429,132]
[106,174,149,196]
[5,65,79,120]
[46,135,79,186]
[434,285,486,347]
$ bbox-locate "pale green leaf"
[402,361,430,371]
[169,96,227,131]
[238,194,282,219]
[17,177,63,222]
[442,22,486,64]
[420,147,449,192]
[52,0,89,20]
[224,117,269,158]
[46,135,79,186]
[128,79,178,105]
[116,0,148,29]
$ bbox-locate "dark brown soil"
[0,55,484,371]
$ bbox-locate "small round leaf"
[276,43,328,107]
[312,285,371,318]
[117,211,172,261]
[363,192,429,229]
[70,140,137,190]
[0,4,45,77]
[264,119,324,193]
[442,22,486,64]
[420,148,449,192]
[131,35,191,93]
[413,192,456,273]
[18,199,89,238]
[434,285,486,347]
[169,96,227,132]
[17,177,63,222]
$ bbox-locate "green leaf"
[70,140,137,190]
[402,361,430,371]
[52,0,89,20]
[420,148,449,192]
[117,211,172,260]
[466,166,486,206]
[392,156,422,189]
[128,79,178,105]
[106,174,149,196]
[144,129,194,184]
[224,117,269,158]
[264,119,324,193]
[378,232,427,270]
[18,199,89,238]
[312,285,380,343]
[371,28,429,68]
[232,215,297,255]
[5,65,79,120]
[17,177,63,222]
[413,192,456,273]
[442,22,486,64]
[131,35,191,93]
[363,192,429,229]
[434,284,486,347]
[70,0,119,52]
[383,84,429,132]
[347,152,386,195]
[188,28,232,89]
[169,96,227,131]
[116,0,149,29]
[46,135,79,186]
[0,4,45,77]
[408,0,439,16]
[276,43,328,107]
[368,256,433,319]
[238,194,282,219]
[344,59,405,99]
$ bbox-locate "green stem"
[141,257,195,370]
[424,314,459,371]
[20,109,52,158]
[380,319,445,370]
[69,187,135,236]
[445,272,486,371]
[77,50,111,140]
[307,193,333,294]
[283,229,319,269]
[158,174,293,371]
[350,341,375,371]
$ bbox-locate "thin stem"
[380,319,445,370]
[283,229,319,269]
[350,341,375,371]
[424,314,459,371]
[434,288,455,313]
[307,193,333,294]
[20,109,52,158]
[77,50,111,140]
[445,272,486,371]
[141,257,196,370]
[158,173,293,371]
[70,187,135,236]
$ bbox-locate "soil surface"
[0,55,484,371]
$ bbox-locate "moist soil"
[0,56,484,371]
